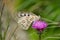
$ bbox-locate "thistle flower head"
[32,20,48,32]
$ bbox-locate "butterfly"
[17,11,40,30]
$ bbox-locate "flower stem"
[38,31,42,40]
[39,32,41,40]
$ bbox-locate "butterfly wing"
[17,12,40,30]
[17,16,28,30]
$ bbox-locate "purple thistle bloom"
[32,20,48,32]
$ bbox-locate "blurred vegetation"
[0,0,60,40]
[0,0,3,40]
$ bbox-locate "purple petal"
[32,20,48,31]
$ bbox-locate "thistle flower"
[32,20,48,32]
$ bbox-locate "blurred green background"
[0,0,60,40]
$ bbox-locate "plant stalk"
[38,31,42,40]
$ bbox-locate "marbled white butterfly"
[17,11,40,30]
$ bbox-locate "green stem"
[38,31,42,40]
[39,32,41,40]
